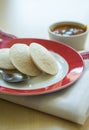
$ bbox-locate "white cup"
[48,21,89,50]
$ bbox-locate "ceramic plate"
[0,38,84,95]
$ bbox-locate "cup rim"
[48,21,89,38]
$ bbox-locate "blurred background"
[0,0,89,38]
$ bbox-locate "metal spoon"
[0,70,29,83]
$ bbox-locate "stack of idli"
[0,43,58,76]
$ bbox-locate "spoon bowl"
[0,69,29,83]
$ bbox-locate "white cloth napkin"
[0,51,89,125]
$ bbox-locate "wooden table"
[0,0,89,129]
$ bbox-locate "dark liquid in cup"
[52,24,87,36]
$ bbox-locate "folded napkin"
[0,51,89,125]
[0,31,89,124]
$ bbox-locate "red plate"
[0,38,84,95]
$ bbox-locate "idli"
[9,44,41,76]
[0,48,15,69]
[29,43,58,75]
